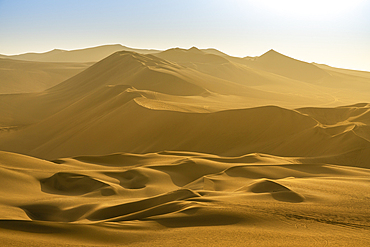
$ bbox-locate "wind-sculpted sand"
[0,151,369,246]
[0,46,369,246]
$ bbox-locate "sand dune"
[3,44,160,63]
[1,48,369,130]
[155,48,370,105]
[0,150,369,246]
[0,58,91,94]
[0,50,328,129]
[2,97,370,165]
[46,50,309,102]
[1,50,370,162]
[244,49,329,82]
[6,44,370,104]
[1,44,238,63]
[0,46,370,246]
[156,47,325,86]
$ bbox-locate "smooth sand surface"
[0,46,369,246]
[0,58,91,94]
[0,151,369,246]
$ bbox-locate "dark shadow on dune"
[271,191,305,203]
[87,189,200,221]
[50,159,66,164]
[0,220,72,233]
[245,179,305,203]
[20,204,97,222]
[248,179,290,193]
[40,172,110,196]
[105,169,149,189]
[149,158,224,187]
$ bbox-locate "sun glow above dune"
[248,0,365,19]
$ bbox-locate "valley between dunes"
[0,45,369,246]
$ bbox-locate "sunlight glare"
[248,0,365,20]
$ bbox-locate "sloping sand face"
[0,151,369,246]
[0,58,91,94]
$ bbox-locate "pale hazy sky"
[0,0,369,71]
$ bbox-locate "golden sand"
[0,46,369,246]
